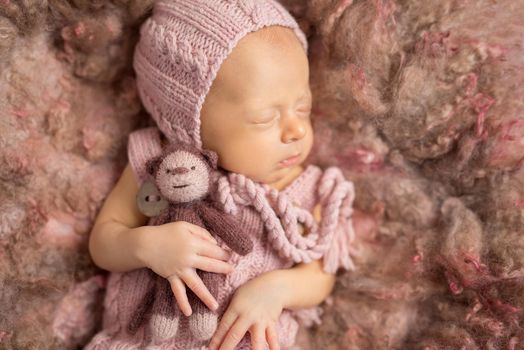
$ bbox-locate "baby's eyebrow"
[246,105,276,113]
[245,89,312,112]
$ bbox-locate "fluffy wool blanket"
[1,1,523,349]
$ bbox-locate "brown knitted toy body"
[127,143,254,343]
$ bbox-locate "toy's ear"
[145,156,163,176]
[201,149,218,169]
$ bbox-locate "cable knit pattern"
[84,127,356,349]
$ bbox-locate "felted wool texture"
[1,0,523,349]
[0,2,156,349]
[286,1,524,349]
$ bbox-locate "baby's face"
[200,26,313,187]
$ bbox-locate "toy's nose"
[173,167,189,174]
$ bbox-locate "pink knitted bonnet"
[132,0,308,150]
[130,0,355,274]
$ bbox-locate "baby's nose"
[173,167,189,174]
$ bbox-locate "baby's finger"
[186,223,218,244]
[208,310,238,350]
[193,256,234,274]
[197,241,231,261]
[266,323,280,350]
[181,269,218,311]
[166,275,192,316]
[218,317,251,350]
[249,323,268,350]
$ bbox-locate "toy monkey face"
[156,150,210,203]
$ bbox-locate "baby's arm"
[208,204,336,350]
[88,163,149,272]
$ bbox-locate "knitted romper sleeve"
[127,126,164,187]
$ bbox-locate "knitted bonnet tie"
[217,167,356,273]
[132,0,355,273]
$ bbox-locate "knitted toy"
[127,142,254,343]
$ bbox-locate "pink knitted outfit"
[85,1,356,349]
[85,127,355,350]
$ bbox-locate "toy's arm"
[198,202,253,256]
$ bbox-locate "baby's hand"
[138,221,234,316]
[208,272,284,350]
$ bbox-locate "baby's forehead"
[211,28,309,104]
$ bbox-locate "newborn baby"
[86,1,355,349]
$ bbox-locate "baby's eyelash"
[297,101,312,110]
[296,105,312,116]
[250,113,279,124]
[253,117,276,124]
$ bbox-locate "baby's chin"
[254,163,305,188]
[217,158,306,188]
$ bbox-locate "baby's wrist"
[260,269,293,308]
[122,225,150,269]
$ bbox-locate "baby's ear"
[145,156,163,176]
[202,149,218,169]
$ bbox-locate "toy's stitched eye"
[166,169,170,174]
[191,166,196,170]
